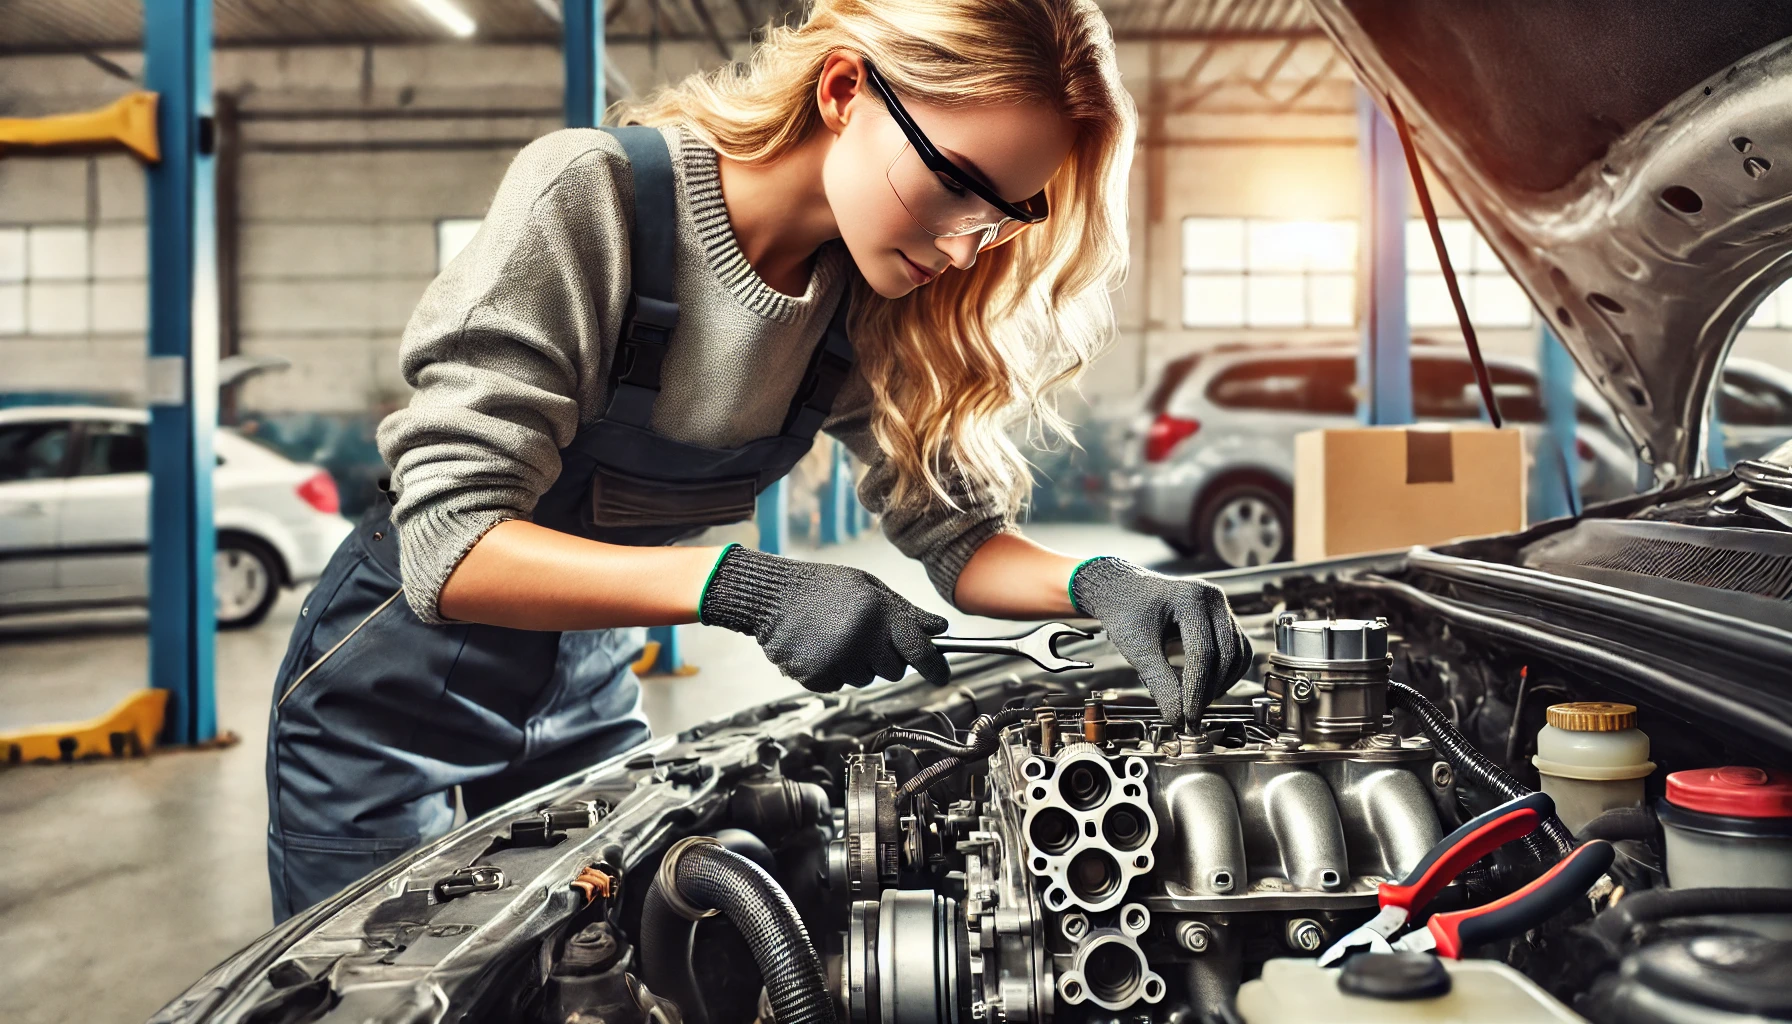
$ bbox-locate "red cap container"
[1665,767,1792,819]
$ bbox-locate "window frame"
[0,419,79,483]
[72,418,151,477]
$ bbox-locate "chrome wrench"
[931,621,1096,673]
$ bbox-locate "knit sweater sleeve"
[374,129,635,624]
[823,370,1018,608]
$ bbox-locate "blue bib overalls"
[264,127,856,921]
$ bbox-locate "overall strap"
[780,289,857,441]
[599,125,680,427]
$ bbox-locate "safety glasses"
[862,58,1050,251]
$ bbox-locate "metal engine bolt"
[1364,732,1401,749]
[1061,912,1090,941]
[1036,707,1058,756]
[1083,697,1108,744]
[1176,920,1213,954]
[1431,760,1455,789]
[1285,918,1325,953]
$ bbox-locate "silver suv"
[1113,343,1637,567]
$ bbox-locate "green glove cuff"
[696,542,742,622]
[1067,556,1113,616]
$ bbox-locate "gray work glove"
[699,544,952,692]
[1070,556,1252,730]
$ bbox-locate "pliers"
[1317,791,1609,965]
[1389,839,1614,957]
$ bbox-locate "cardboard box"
[1293,427,1526,561]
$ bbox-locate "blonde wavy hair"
[613,0,1135,513]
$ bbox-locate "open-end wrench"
[931,622,1096,674]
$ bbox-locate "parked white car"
[0,406,352,628]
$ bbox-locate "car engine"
[833,616,1453,1024]
[159,590,1792,1024]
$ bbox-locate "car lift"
[0,2,216,758]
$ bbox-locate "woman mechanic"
[266,0,1250,921]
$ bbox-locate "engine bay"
[164,579,1792,1024]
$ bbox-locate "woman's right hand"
[698,545,952,691]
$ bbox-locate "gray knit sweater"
[376,125,1013,624]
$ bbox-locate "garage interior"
[2,3,1790,1024]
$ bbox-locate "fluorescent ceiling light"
[412,0,477,37]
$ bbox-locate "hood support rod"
[1388,100,1503,430]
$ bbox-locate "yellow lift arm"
[0,90,160,163]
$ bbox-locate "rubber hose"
[1387,681,1573,861]
[895,707,1033,797]
[640,843,838,1024]
[640,881,709,1024]
[1590,887,1792,953]
[1575,805,1660,844]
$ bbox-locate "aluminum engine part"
[1019,743,1159,914]
[1262,616,1393,745]
[1152,742,1443,908]
[962,779,1051,1024]
[844,889,970,1024]
[1055,903,1165,1012]
[843,754,900,900]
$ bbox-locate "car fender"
[1179,432,1297,509]
[212,505,299,585]
[1138,434,1296,538]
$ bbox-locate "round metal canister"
[1263,616,1393,744]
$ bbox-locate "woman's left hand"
[1069,556,1252,731]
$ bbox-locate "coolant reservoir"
[1532,702,1654,833]
[1659,767,1792,890]
[1236,957,1584,1022]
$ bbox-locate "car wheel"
[1196,482,1293,569]
[216,536,279,629]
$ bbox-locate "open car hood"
[1305,1,1792,484]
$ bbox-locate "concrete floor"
[0,523,1171,1024]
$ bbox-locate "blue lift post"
[843,446,862,539]
[819,440,851,545]
[757,481,788,555]
[565,0,693,674]
[563,0,604,129]
[144,0,218,744]
[1356,88,1412,426]
[1534,324,1581,520]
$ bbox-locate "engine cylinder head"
[1021,748,1158,913]
[1056,903,1164,1011]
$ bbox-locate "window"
[436,218,483,273]
[1182,218,1356,328]
[1147,355,1202,414]
[0,223,146,337]
[1206,357,1357,415]
[78,421,149,475]
[1406,220,1535,328]
[1412,359,1544,423]
[0,422,73,482]
[1180,216,1537,330]
[1718,372,1792,427]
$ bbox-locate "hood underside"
[1305,0,1792,484]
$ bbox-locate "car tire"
[1195,480,1294,569]
[216,534,280,629]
